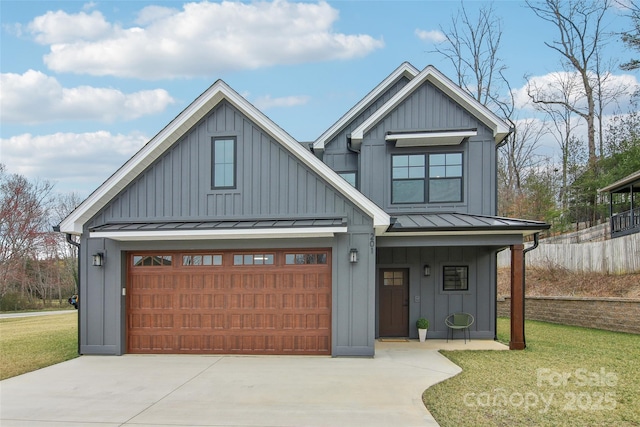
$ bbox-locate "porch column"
[510,244,525,350]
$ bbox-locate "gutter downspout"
[54,226,81,355]
[346,135,360,154]
[520,232,540,348]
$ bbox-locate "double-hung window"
[428,153,463,203]
[392,154,425,203]
[212,137,236,189]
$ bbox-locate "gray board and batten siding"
[321,75,412,173]
[87,100,371,225]
[377,246,497,340]
[358,80,498,216]
[81,99,378,356]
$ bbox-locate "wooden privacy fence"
[497,232,640,274]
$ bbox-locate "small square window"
[443,266,469,291]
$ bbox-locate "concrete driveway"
[0,342,502,427]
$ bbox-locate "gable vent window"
[212,137,236,189]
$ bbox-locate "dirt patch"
[497,267,640,299]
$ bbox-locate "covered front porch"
[377,213,550,350]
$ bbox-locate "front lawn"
[424,318,639,427]
[0,312,78,380]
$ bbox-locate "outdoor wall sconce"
[349,248,359,263]
[92,252,104,267]
[423,265,431,276]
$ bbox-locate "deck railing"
[611,207,640,237]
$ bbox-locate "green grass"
[0,312,79,380]
[424,318,640,427]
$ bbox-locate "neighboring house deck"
[599,170,640,238]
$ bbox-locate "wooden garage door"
[127,249,331,355]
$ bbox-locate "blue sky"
[1,0,638,197]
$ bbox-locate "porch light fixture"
[92,252,104,267]
[423,265,431,276]
[349,248,359,263]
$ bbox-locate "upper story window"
[392,154,425,203]
[391,152,463,204]
[429,153,463,203]
[338,171,357,188]
[212,137,236,189]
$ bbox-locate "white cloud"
[0,70,175,124]
[28,1,384,80]
[0,131,148,196]
[28,10,114,44]
[253,94,310,110]
[414,28,446,43]
[512,71,640,114]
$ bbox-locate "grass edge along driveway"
[424,318,639,427]
[0,311,78,380]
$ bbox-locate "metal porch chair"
[445,313,475,343]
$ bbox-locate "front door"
[378,269,409,337]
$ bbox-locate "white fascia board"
[60,80,389,234]
[90,227,348,241]
[382,229,543,237]
[351,65,510,144]
[312,62,420,151]
[386,130,477,147]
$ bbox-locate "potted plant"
[416,318,429,342]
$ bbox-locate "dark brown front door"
[378,269,409,337]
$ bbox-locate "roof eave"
[350,65,511,144]
[598,169,640,193]
[312,62,420,151]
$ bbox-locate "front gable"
[60,80,389,236]
[88,100,371,229]
[321,64,513,217]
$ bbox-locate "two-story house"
[59,63,548,356]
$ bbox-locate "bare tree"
[52,191,82,296]
[498,117,547,217]
[527,71,584,210]
[525,0,612,167]
[594,49,629,158]
[619,0,640,71]
[430,1,513,118]
[0,165,55,299]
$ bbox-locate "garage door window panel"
[133,255,173,267]
[233,253,274,266]
[285,252,328,265]
[182,254,223,266]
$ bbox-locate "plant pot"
[418,328,427,342]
